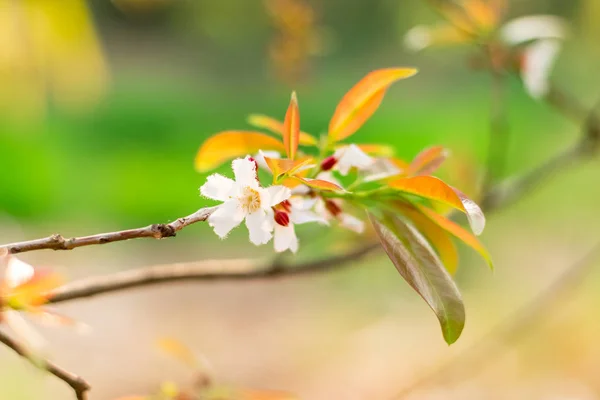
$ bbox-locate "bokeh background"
[1,0,600,399]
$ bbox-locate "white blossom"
[273,196,328,253]
[334,144,374,175]
[200,157,291,245]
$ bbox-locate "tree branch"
[0,329,90,400]
[393,240,600,399]
[46,242,380,304]
[481,88,600,212]
[1,207,217,254]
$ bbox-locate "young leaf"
[195,131,285,172]
[388,176,485,235]
[328,68,418,142]
[417,205,493,269]
[156,337,198,369]
[283,92,300,160]
[263,156,314,181]
[247,114,317,146]
[407,146,449,176]
[369,213,465,344]
[292,177,344,192]
[394,202,459,274]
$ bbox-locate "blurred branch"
[1,207,217,254]
[482,65,510,192]
[47,243,380,304]
[0,329,90,400]
[481,86,600,212]
[393,240,600,399]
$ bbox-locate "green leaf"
[368,212,465,344]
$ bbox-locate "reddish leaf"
[388,176,485,235]
[407,146,449,176]
[293,177,344,192]
[283,92,300,160]
[369,213,465,344]
[328,68,418,141]
[247,114,317,146]
[395,202,459,274]
[195,131,285,172]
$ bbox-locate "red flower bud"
[279,200,292,213]
[325,200,342,216]
[320,156,337,171]
[274,211,290,227]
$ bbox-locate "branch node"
[151,224,176,239]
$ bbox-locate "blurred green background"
[1,1,600,399]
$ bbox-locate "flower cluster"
[404,0,567,99]
[194,68,492,343]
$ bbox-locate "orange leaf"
[9,269,63,308]
[395,202,459,274]
[264,156,314,181]
[417,205,493,269]
[195,131,285,172]
[328,68,418,142]
[283,92,300,160]
[247,114,317,146]
[293,177,344,192]
[407,146,449,176]
[388,176,485,235]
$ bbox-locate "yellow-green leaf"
[195,131,285,172]
[328,68,418,142]
[247,114,317,146]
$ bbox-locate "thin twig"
[481,90,600,212]
[0,329,90,400]
[393,241,600,399]
[46,243,380,304]
[482,65,510,192]
[1,207,217,254]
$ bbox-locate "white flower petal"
[336,144,374,175]
[362,158,402,182]
[522,39,561,99]
[292,210,329,225]
[246,210,272,245]
[3,310,47,355]
[339,213,365,234]
[200,174,237,201]
[208,199,245,238]
[266,185,292,207]
[462,198,486,236]
[274,224,298,253]
[232,157,259,189]
[255,150,280,171]
[5,256,34,289]
[501,15,566,45]
[289,196,317,210]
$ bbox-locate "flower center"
[239,186,261,213]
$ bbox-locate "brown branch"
[1,207,217,254]
[0,329,90,400]
[46,242,380,304]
